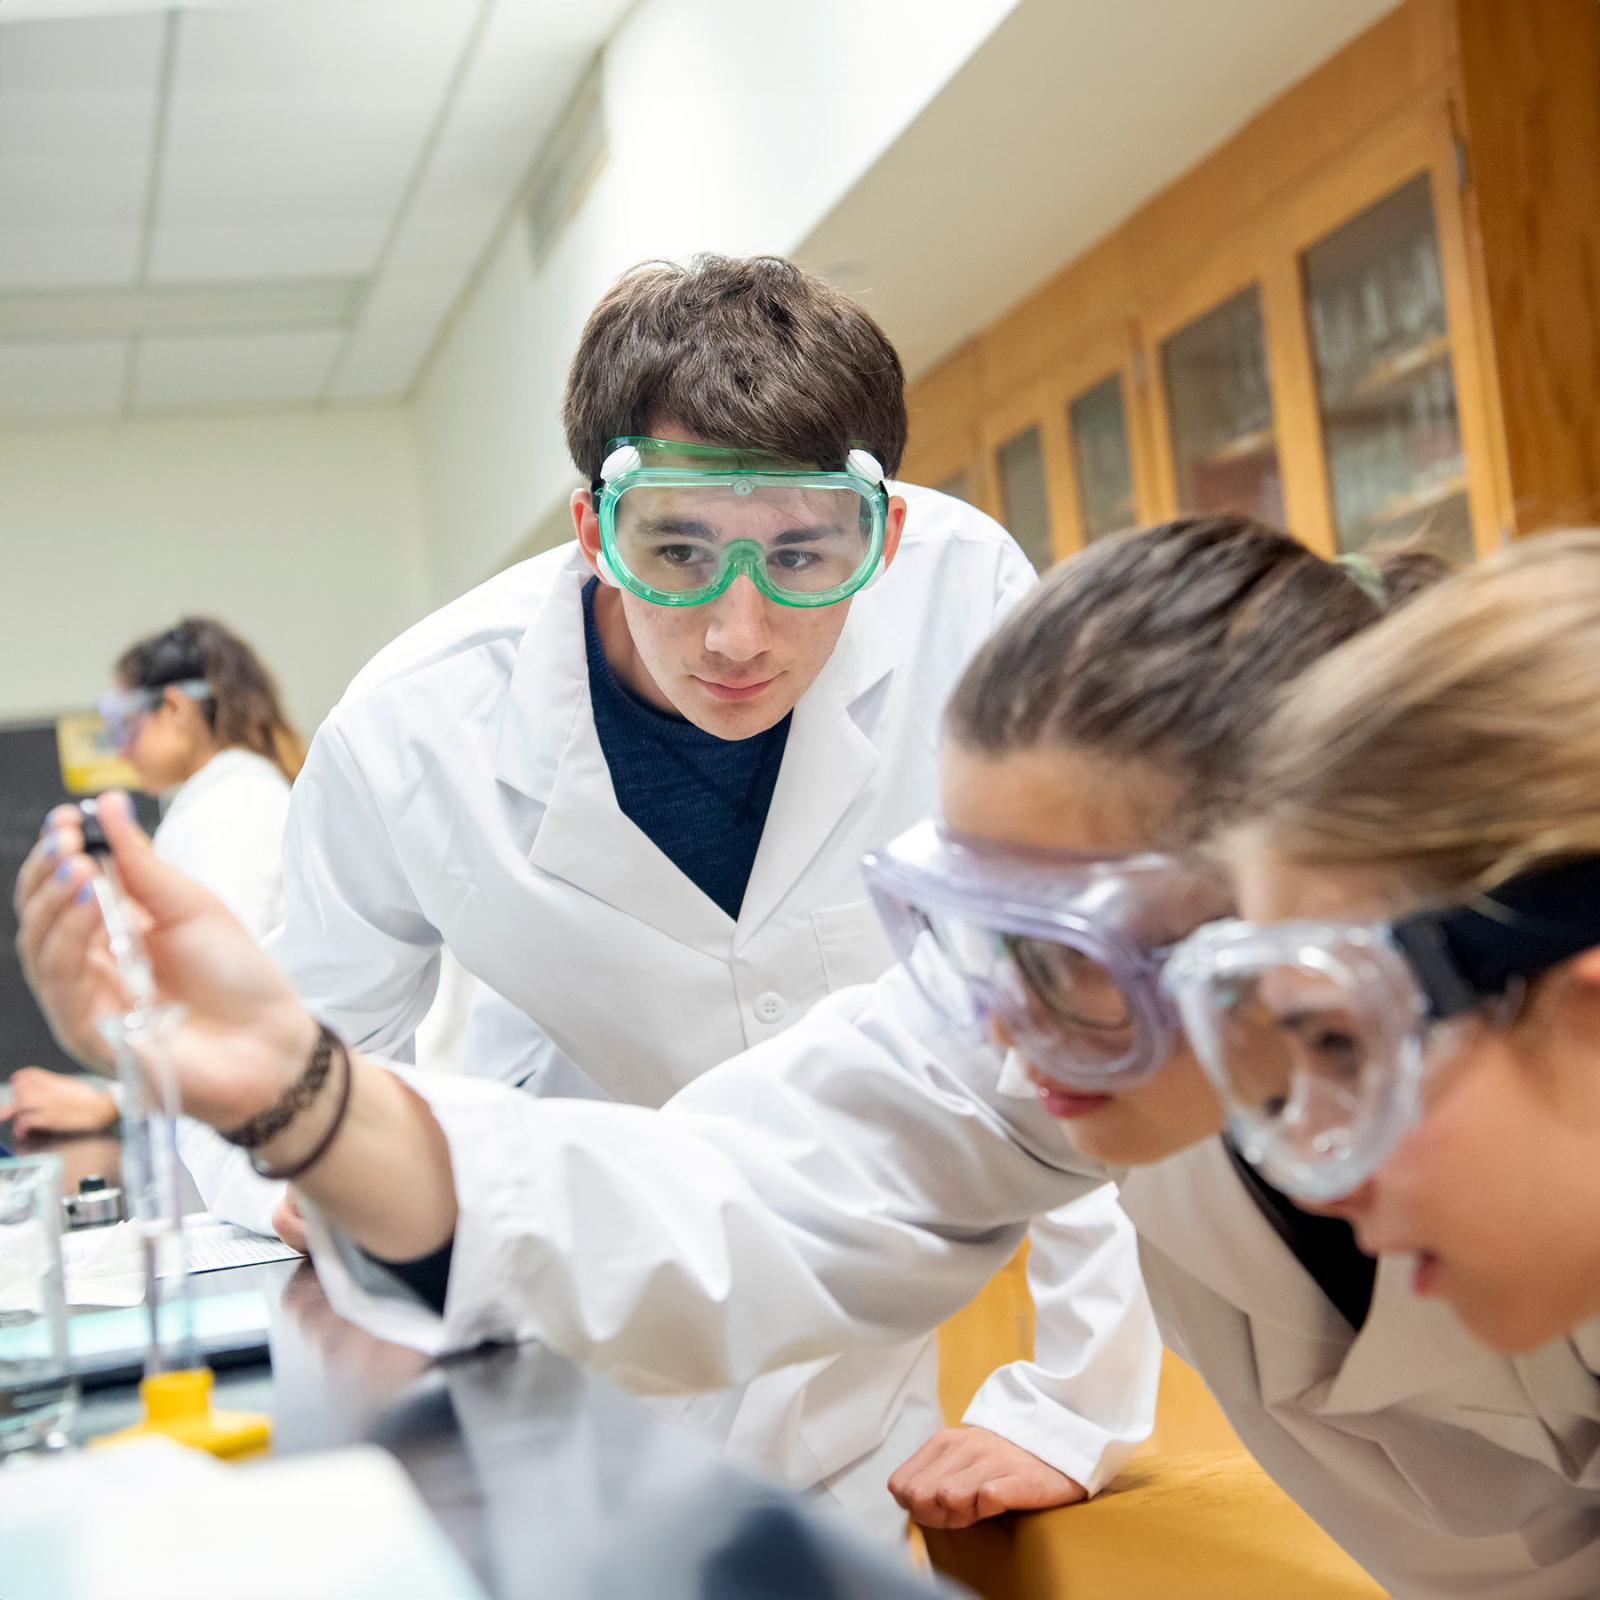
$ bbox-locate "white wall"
[0,407,429,735]
[413,0,1019,602]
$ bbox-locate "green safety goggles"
[592,436,889,608]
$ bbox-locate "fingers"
[15,838,122,1069]
[898,1464,1031,1530]
[14,816,86,921]
[16,848,100,990]
[890,1430,978,1527]
[888,1431,959,1508]
[973,1476,1032,1521]
[12,1109,46,1141]
[271,1191,311,1254]
[888,1428,1086,1529]
[96,791,217,929]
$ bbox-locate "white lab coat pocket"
[811,899,897,991]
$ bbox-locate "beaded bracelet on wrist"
[219,1022,355,1181]
[221,1022,339,1149]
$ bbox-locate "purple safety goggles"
[96,678,211,748]
[862,819,1232,1093]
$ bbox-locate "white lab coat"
[214,484,1159,1535]
[312,965,1600,1597]
[152,748,289,939]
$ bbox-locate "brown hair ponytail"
[117,618,305,781]
[945,517,1450,845]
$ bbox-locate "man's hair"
[562,254,907,481]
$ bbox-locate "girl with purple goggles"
[863,819,1230,1094]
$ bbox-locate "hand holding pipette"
[17,794,318,1128]
[20,795,275,1454]
[76,797,198,1378]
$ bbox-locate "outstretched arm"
[19,798,1123,1395]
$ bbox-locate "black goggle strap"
[1392,854,1600,1021]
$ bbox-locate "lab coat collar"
[1125,1140,1516,1418]
[494,546,895,950]
[1316,1251,1508,1417]
[733,606,893,941]
[494,547,592,806]
[1120,1138,1355,1408]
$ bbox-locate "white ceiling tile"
[149,0,481,282]
[152,218,390,282]
[0,339,127,422]
[1,3,259,19]
[331,0,631,398]
[0,279,359,338]
[134,328,341,411]
[0,225,144,288]
[325,317,438,400]
[0,14,163,287]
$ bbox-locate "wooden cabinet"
[903,0,1600,565]
[1302,174,1472,558]
[1067,373,1136,543]
[1157,286,1285,529]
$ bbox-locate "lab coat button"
[754,991,787,1024]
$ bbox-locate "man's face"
[572,429,905,739]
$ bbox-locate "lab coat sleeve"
[264,720,442,1058]
[993,531,1041,619]
[174,1118,285,1237]
[309,967,1120,1395]
[960,1191,1161,1495]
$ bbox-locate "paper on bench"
[2,1438,489,1600]
[61,1213,301,1307]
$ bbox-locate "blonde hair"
[1246,529,1600,891]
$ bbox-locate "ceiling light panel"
[150,0,481,283]
[0,13,163,289]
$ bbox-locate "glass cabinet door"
[1068,374,1135,541]
[1161,287,1285,525]
[1303,174,1472,557]
[995,423,1054,571]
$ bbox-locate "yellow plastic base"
[90,1368,272,1460]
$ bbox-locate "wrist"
[183,1006,320,1132]
[222,1021,354,1182]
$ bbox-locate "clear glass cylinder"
[0,1155,77,1460]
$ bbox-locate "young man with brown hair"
[187,254,1158,1539]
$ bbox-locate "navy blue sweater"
[581,578,791,919]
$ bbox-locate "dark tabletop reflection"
[78,1259,953,1600]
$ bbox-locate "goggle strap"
[1394,854,1600,1019]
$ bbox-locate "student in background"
[3,618,299,1142]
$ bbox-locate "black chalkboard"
[0,718,157,1083]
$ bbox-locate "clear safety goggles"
[96,679,211,748]
[1165,854,1600,1202]
[593,436,889,608]
[862,819,1232,1092]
